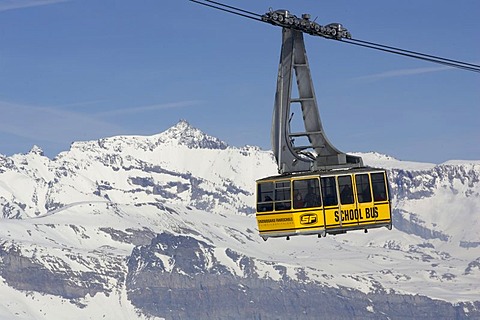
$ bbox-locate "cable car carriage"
[256,168,391,240]
[255,24,392,240]
[188,2,479,240]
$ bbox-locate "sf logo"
[300,213,317,225]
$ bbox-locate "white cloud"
[0,0,68,12]
[354,65,451,82]
[95,100,201,117]
[0,101,121,143]
[0,100,201,144]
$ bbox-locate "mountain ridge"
[0,120,479,319]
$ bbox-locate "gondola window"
[355,174,372,203]
[371,172,388,202]
[274,181,291,211]
[338,175,354,204]
[321,177,338,206]
[257,182,274,212]
[294,178,321,208]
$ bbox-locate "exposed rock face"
[125,233,479,320]
[0,242,118,300]
[392,209,450,241]
[390,165,480,201]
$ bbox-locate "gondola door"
[353,173,376,227]
[337,175,358,229]
[370,171,392,226]
[320,176,339,232]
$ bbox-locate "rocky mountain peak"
[161,120,228,150]
[29,145,44,156]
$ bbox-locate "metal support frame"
[271,28,363,174]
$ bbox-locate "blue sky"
[0,0,478,163]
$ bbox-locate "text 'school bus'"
[255,168,392,240]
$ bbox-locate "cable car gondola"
[252,16,392,240]
[256,168,392,240]
[188,1,478,240]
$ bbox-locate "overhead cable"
[189,0,480,73]
[201,0,262,19]
[341,39,480,73]
[189,0,262,22]
[349,38,480,69]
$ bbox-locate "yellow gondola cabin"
[255,168,392,240]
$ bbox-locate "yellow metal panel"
[256,212,295,233]
[295,209,325,229]
[335,205,362,227]
[256,208,325,236]
[324,207,340,228]
[374,202,391,222]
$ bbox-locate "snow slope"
[0,120,479,319]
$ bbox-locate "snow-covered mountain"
[0,120,479,319]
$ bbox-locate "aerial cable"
[189,0,480,73]
[189,0,262,23]
[340,38,480,73]
[348,38,480,70]
[200,0,263,19]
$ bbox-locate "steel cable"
[340,38,480,73]
[189,0,262,22]
[189,0,480,73]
